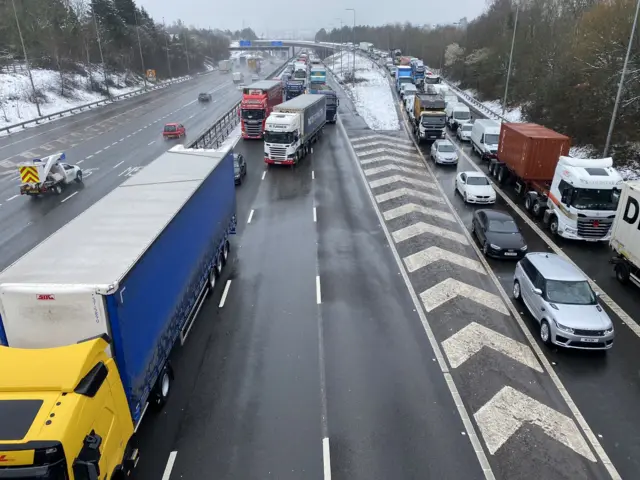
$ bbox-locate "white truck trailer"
[610,181,640,286]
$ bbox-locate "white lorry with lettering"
[610,181,640,286]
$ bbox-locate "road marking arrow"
[355,148,422,160]
[364,164,428,177]
[442,322,542,371]
[474,386,596,461]
[375,187,443,203]
[393,222,468,245]
[369,175,435,190]
[359,155,423,167]
[353,141,416,152]
[351,134,413,146]
[419,278,509,315]
[404,246,484,274]
[384,204,455,223]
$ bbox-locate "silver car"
[513,253,614,350]
[430,139,458,165]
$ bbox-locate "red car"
[163,123,186,139]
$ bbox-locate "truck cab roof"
[557,156,623,189]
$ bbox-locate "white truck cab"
[470,119,501,160]
[264,113,301,164]
[445,103,471,129]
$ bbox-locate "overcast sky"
[136,0,488,36]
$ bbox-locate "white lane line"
[323,437,331,480]
[148,141,156,146]
[6,194,19,202]
[316,275,322,304]
[119,138,125,142]
[219,280,231,308]
[247,209,255,224]
[126,134,132,138]
[76,159,84,164]
[95,149,103,154]
[112,141,118,146]
[188,114,195,119]
[86,155,94,159]
[261,171,266,180]
[312,170,315,180]
[61,191,78,203]
[313,207,317,222]
[113,161,124,169]
[161,451,177,480]
[103,145,110,150]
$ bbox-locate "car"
[198,93,212,102]
[163,123,185,139]
[456,122,473,142]
[251,74,260,82]
[455,171,496,204]
[234,153,247,185]
[513,252,614,350]
[430,140,458,165]
[471,210,527,258]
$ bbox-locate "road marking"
[316,275,322,304]
[76,159,84,164]
[219,280,231,308]
[475,386,596,461]
[188,114,195,119]
[86,155,94,159]
[359,155,422,167]
[113,161,124,169]
[313,207,317,222]
[364,164,428,177]
[368,175,436,190]
[148,141,155,146]
[392,221,468,245]
[6,194,18,202]
[247,209,255,224]
[119,138,125,142]
[383,203,455,223]
[161,451,178,480]
[353,140,416,152]
[312,170,315,180]
[404,246,485,275]
[112,141,118,146]
[261,171,266,180]
[351,134,414,146]
[103,145,110,150]
[420,278,509,315]
[323,437,331,480]
[356,147,422,159]
[95,149,102,154]
[126,134,132,138]
[375,187,444,204]
[61,191,78,203]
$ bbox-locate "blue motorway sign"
[239,40,251,47]
[271,41,283,47]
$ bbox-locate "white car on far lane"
[455,171,496,204]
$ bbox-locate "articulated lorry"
[396,66,413,92]
[240,80,284,139]
[488,123,623,241]
[410,59,425,89]
[610,181,640,286]
[309,66,327,86]
[233,71,244,84]
[264,94,326,165]
[285,79,306,100]
[412,93,446,143]
[0,147,237,479]
[219,59,231,73]
[307,84,339,123]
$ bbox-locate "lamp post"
[603,0,640,157]
[90,0,109,96]
[346,8,356,73]
[163,17,172,78]
[502,2,519,118]
[11,0,41,115]
[133,9,147,88]
[335,18,344,73]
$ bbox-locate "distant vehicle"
[457,122,473,142]
[219,59,231,73]
[400,83,417,100]
[18,152,82,197]
[198,93,212,102]
[472,209,527,259]
[251,74,260,82]
[233,71,244,84]
[430,139,458,165]
[163,123,186,139]
[513,252,614,350]
[455,171,496,204]
[234,153,247,185]
[389,65,397,77]
[445,102,471,131]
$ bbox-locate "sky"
[136,0,488,37]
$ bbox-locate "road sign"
[239,40,251,47]
[271,41,283,47]
[146,69,156,81]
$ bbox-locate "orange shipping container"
[498,123,570,183]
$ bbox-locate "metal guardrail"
[187,59,290,149]
[0,75,193,135]
[442,81,509,123]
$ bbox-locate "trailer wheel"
[222,241,230,265]
[497,167,507,184]
[524,194,535,212]
[216,253,224,275]
[151,364,173,410]
[615,263,630,284]
[532,201,544,218]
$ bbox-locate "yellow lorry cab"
[0,336,136,480]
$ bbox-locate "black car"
[233,153,247,185]
[471,209,528,259]
[198,93,212,102]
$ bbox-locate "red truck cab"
[163,123,186,139]
[240,80,284,139]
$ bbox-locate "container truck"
[219,59,231,73]
[240,80,284,139]
[610,181,640,286]
[412,93,446,143]
[489,123,623,241]
[410,59,425,88]
[309,66,327,85]
[396,66,413,92]
[264,94,326,165]
[233,71,244,84]
[307,84,339,123]
[0,147,237,478]
[285,79,306,100]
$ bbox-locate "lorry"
[219,59,231,73]
[359,42,373,52]
[489,123,623,241]
[309,66,327,85]
[248,57,261,73]
[610,181,640,286]
[411,93,447,143]
[424,73,441,85]
[264,94,326,165]
[18,152,83,197]
[293,62,308,82]
[307,84,339,123]
[396,66,413,92]
[233,71,244,84]
[410,59,425,88]
[285,79,306,100]
[0,146,237,478]
[240,80,284,139]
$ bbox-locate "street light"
[163,17,173,78]
[335,18,344,73]
[90,0,109,97]
[604,0,640,157]
[346,8,356,73]
[133,9,147,89]
[11,0,41,116]
[502,2,519,118]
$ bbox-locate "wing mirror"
[533,288,543,296]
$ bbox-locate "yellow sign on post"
[146,69,156,81]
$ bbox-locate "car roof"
[165,122,179,126]
[435,139,453,146]
[461,171,486,178]
[526,253,586,282]
[478,209,513,221]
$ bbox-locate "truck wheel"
[151,364,173,410]
[615,263,630,284]
[75,172,83,183]
[524,194,534,212]
[548,216,559,236]
[497,167,507,184]
[532,201,544,218]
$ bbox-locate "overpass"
[228,39,342,55]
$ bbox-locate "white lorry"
[219,59,231,73]
[18,152,83,197]
[263,94,327,166]
[233,71,244,84]
[470,119,501,161]
[610,181,640,286]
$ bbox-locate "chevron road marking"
[353,141,417,152]
[351,134,414,146]
[392,222,468,245]
[384,204,455,223]
[359,155,423,167]
[364,164,428,177]
[375,187,444,204]
[368,175,436,190]
[419,278,509,315]
[442,322,542,371]
[474,386,596,461]
[355,148,422,160]
[403,246,484,274]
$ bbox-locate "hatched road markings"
[341,129,613,477]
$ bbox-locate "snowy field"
[326,51,399,131]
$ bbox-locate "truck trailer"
[412,93,446,143]
[285,79,306,100]
[219,59,231,73]
[307,84,339,123]
[610,181,640,286]
[489,123,623,241]
[0,147,237,478]
[396,66,413,92]
[240,80,284,139]
[264,94,326,165]
[309,66,327,85]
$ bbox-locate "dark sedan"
[198,92,212,102]
[233,153,247,185]
[471,209,528,259]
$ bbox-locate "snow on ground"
[326,50,400,131]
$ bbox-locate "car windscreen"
[265,131,294,144]
[437,144,455,153]
[545,280,595,305]
[164,125,177,132]
[454,110,470,120]
[466,176,490,186]
[488,219,519,233]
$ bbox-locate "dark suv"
[198,93,212,102]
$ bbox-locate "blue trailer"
[0,146,237,427]
[396,65,413,92]
[410,59,425,88]
[309,66,327,85]
[285,79,306,100]
[307,85,339,123]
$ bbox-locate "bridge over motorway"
[228,39,342,55]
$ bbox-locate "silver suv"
[513,253,614,350]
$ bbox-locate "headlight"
[555,321,574,334]
[490,244,502,250]
[605,325,614,334]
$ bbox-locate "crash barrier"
[0,74,195,135]
[188,59,291,149]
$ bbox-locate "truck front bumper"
[265,157,295,165]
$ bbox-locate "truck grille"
[269,147,287,159]
[245,122,263,137]
[572,328,605,337]
[577,216,613,238]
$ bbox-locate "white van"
[400,83,417,100]
[444,103,471,129]
[470,119,501,160]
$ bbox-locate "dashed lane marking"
[76,159,84,164]
[6,194,18,202]
[60,191,78,203]
[161,451,177,480]
[247,209,255,224]
[113,161,124,169]
[316,275,322,304]
[219,280,231,308]
[261,171,266,181]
